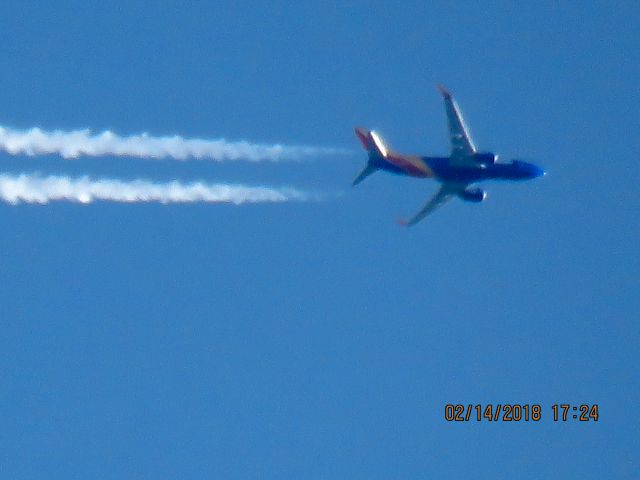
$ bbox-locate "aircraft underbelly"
[379,155,433,178]
[424,159,488,183]
[435,168,486,183]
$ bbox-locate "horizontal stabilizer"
[352,164,378,186]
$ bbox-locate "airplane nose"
[531,165,546,178]
[521,162,545,179]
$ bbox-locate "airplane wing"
[399,184,457,226]
[439,85,477,163]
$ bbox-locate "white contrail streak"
[0,173,308,205]
[0,126,343,161]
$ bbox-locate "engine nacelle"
[459,187,487,203]
[475,151,498,165]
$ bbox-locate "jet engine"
[475,152,498,165]
[459,187,487,203]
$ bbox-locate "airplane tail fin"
[354,127,389,159]
[353,127,391,186]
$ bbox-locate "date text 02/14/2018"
[444,404,599,422]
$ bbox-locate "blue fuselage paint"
[372,154,545,183]
[424,156,545,182]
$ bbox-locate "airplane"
[353,86,545,226]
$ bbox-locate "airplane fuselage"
[370,153,544,184]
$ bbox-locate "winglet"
[437,84,452,98]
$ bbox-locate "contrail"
[0,173,309,205]
[0,125,343,161]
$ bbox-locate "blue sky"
[0,1,638,478]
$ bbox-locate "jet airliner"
[353,86,545,226]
